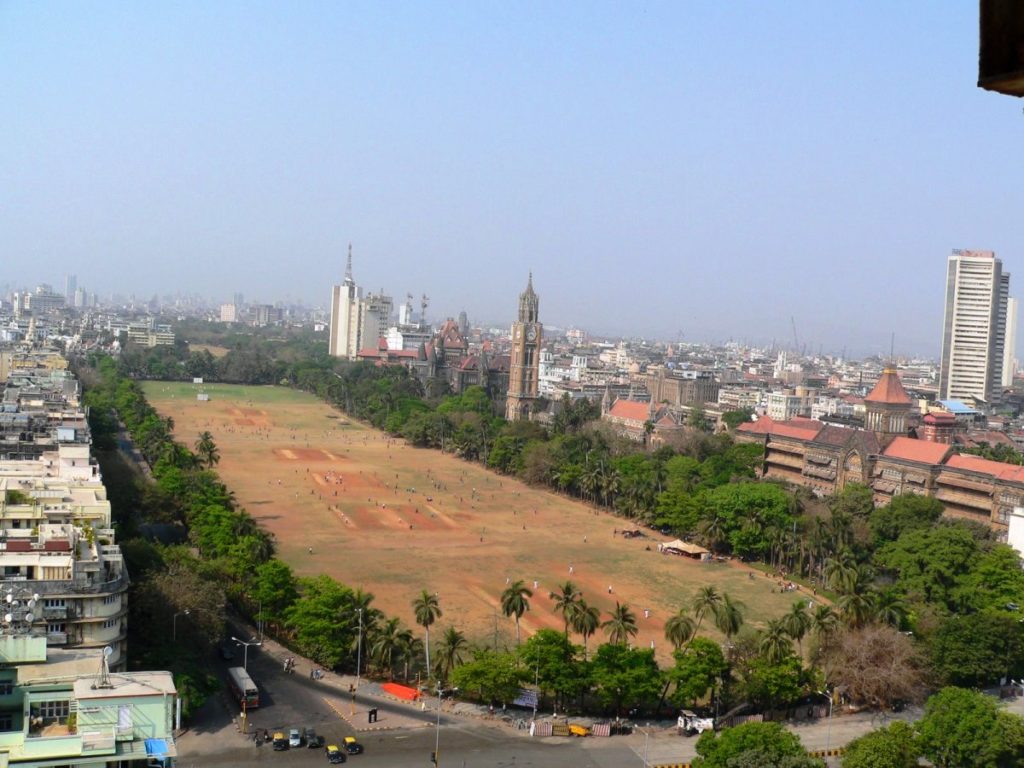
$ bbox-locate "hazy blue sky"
[2,3,1021,356]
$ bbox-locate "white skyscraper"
[329,245,362,359]
[939,250,1011,404]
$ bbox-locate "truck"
[677,710,715,736]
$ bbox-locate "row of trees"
[103,339,1024,720]
[689,686,1024,768]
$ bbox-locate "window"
[47,623,65,634]
[36,700,69,719]
[103,594,118,605]
[43,599,65,609]
[0,713,11,730]
[102,619,118,629]
[0,681,12,696]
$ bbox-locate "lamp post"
[355,608,364,690]
[231,636,261,670]
[634,723,650,767]
[433,685,457,767]
[173,609,190,641]
[816,688,834,755]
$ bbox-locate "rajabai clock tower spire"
[506,273,542,421]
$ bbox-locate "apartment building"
[0,635,176,767]
[0,350,127,670]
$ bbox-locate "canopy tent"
[659,539,710,558]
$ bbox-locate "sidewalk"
[243,622,439,732]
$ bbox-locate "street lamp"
[231,636,261,670]
[816,688,834,755]
[433,685,457,767]
[173,609,190,641]
[355,608,364,690]
[635,723,651,767]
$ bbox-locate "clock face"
[526,326,537,342]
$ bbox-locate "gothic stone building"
[736,368,1024,530]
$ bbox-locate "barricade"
[380,682,419,701]
[551,722,571,737]
[533,721,553,737]
[591,723,611,737]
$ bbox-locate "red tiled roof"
[944,453,1024,482]
[607,400,651,423]
[357,347,383,358]
[865,368,912,405]
[923,412,956,425]
[737,415,823,441]
[882,436,951,464]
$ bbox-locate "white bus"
[227,666,260,709]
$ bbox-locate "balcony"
[81,727,116,753]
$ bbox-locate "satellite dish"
[4,594,12,604]
[3,613,12,623]
[103,646,113,658]
[24,613,33,623]
[26,600,35,610]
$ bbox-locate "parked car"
[272,732,288,751]
[305,727,324,748]
[288,728,303,748]
[343,736,364,755]
[218,642,235,661]
[326,745,347,763]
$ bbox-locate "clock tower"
[506,273,542,421]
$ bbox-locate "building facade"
[329,246,362,359]
[506,275,542,421]
[939,249,1011,403]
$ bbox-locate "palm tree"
[501,580,533,647]
[782,600,812,655]
[713,593,745,641]
[838,589,875,629]
[395,629,422,682]
[873,591,907,629]
[691,586,722,638]
[824,550,858,594]
[434,627,468,684]
[698,515,728,553]
[412,590,442,678]
[602,602,639,645]
[195,431,220,468]
[759,618,794,663]
[810,604,840,647]
[572,599,601,657]
[664,609,696,650]
[369,617,402,677]
[549,581,582,637]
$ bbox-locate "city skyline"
[3,4,1022,357]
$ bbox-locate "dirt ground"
[143,382,802,659]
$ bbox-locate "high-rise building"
[329,246,392,359]
[360,292,393,352]
[1003,297,1018,387]
[329,245,361,359]
[64,273,77,301]
[506,274,542,421]
[939,249,1011,404]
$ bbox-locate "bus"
[226,666,260,709]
